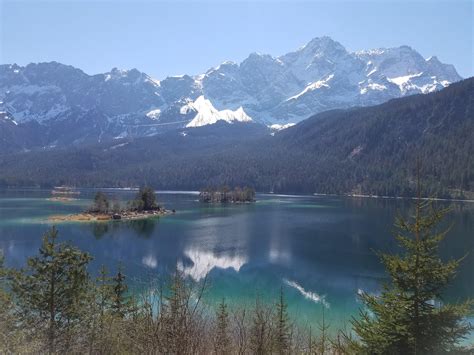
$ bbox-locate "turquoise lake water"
[1,188,473,332]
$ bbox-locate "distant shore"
[312,193,474,203]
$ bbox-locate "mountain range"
[1,77,472,198]
[0,36,462,151]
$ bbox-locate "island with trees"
[49,187,174,222]
[199,186,256,203]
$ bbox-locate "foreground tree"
[351,196,473,354]
[273,287,291,354]
[250,297,273,354]
[214,298,231,354]
[11,226,92,354]
[0,254,28,352]
[159,269,208,353]
[111,264,135,318]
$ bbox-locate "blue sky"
[1,0,472,79]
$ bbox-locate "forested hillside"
[0,78,472,198]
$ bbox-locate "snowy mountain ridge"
[0,36,462,148]
[184,96,252,128]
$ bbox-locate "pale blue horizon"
[1,0,472,79]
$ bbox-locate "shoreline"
[47,197,77,202]
[1,187,473,203]
[337,193,474,203]
[48,209,173,223]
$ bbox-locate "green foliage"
[90,191,110,213]
[316,307,331,354]
[97,265,114,316]
[156,269,208,353]
[250,297,273,354]
[129,186,158,211]
[112,199,122,214]
[214,298,231,354]
[351,199,473,354]
[273,287,291,354]
[0,254,27,352]
[111,264,135,318]
[199,186,256,203]
[10,226,92,353]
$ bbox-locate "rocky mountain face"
[0,37,462,150]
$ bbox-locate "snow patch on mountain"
[388,73,424,88]
[270,123,296,131]
[0,111,18,125]
[360,81,388,95]
[286,74,334,101]
[146,108,162,120]
[185,96,252,128]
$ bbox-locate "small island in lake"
[48,186,80,202]
[199,186,256,203]
[49,187,174,222]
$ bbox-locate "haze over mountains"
[0,36,462,151]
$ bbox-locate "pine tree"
[91,191,110,213]
[308,326,314,354]
[86,265,116,354]
[162,269,189,353]
[97,265,114,317]
[0,254,20,352]
[273,287,290,354]
[131,186,159,211]
[214,298,231,354]
[317,306,332,354]
[11,226,92,353]
[250,296,271,355]
[111,263,133,318]
[351,192,473,353]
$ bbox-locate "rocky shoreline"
[48,209,174,223]
[47,197,77,202]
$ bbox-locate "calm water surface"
[1,188,473,331]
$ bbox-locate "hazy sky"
[1,0,472,79]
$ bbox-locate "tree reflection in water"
[90,217,158,239]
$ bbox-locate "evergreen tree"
[137,186,158,211]
[97,265,114,317]
[317,307,330,354]
[351,195,473,354]
[0,254,22,352]
[11,226,92,353]
[86,265,117,354]
[91,191,110,213]
[273,287,290,354]
[250,296,271,355]
[214,298,231,354]
[161,269,190,353]
[111,263,133,318]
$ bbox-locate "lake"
[1,188,473,332]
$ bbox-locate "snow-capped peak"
[185,96,252,128]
